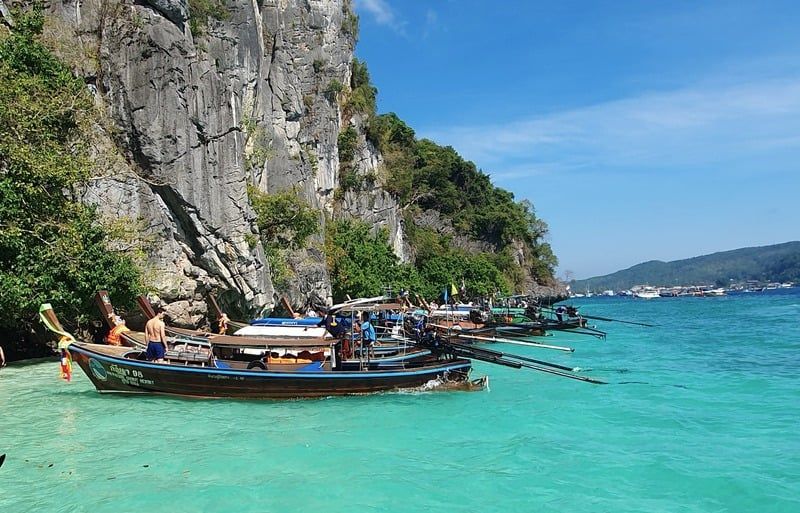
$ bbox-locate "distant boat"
[703,288,726,297]
[633,286,660,299]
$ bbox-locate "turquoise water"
[2,290,799,512]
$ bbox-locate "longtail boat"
[41,303,480,399]
[41,294,606,399]
[106,291,430,368]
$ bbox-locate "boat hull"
[69,344,472,399]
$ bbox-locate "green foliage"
[244,233,259,249]
[348,58,377,115]
[367,114,556,275]
[325,218,516,303]
[337,126,363,192]
[312,59,325,73]
[325,219,420,302]
[248,186,319,250]
[417,253,511,299]
[366,112,415,150]
[241,114,275,170]
[337,126,358,164]
[188,0,231,37]
[264,246,291,291]
[249,186,319,292]
[339,169,363,192]
[0,10,143,328]
[342,12,359,40]
[324,79,344,102]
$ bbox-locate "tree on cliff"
[0,9,143,329]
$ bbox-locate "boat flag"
[451,283,459,296]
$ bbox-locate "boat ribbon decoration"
[38,304,77,382]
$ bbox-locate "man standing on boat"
[317,310,345,339]
[360,312,377,358]
[145,309,169,362]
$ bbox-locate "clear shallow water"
[2,290,799,513]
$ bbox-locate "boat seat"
[165,349,211,365]
[297,361,325,372]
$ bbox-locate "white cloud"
[422,77,800,180]
[356,0,400,29]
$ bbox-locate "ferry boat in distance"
[632,286,660,299]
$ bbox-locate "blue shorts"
[146,341,166,360]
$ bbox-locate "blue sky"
[353,0,800,279]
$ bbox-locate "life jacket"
[107,324,130,346]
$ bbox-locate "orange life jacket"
[107,324,129,345]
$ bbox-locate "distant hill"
[571,241,800,291]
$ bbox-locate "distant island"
[570,241,800,292]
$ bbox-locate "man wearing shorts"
[145,309,169,362]
[360,312,377,358]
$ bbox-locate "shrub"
[248,186,318,250]
[188,0,231,37]
[324,79,344,102]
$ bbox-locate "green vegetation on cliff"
[249,186,319,291]
[0,10,143,329]
[324,219,513,303]
[571,242,800,291]
[329,56,557,301]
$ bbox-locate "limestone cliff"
[14,0,559,326]
[23,0,406,323]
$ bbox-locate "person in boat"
[317,310,345,339]
[144,309,169,363]
[218,313,230,334]
[360,312,377,358]
[106,316,130,346]
[555,305,566,323]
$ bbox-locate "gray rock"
[40,0,551,323]
[144,0,188,28]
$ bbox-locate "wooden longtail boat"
[129,292,423,362]
[41,304,479,399]
[66,343,474,399]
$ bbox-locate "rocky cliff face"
[31,0,405,323]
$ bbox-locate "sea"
[2,289,799,513]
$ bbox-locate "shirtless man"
[144,309,168,362]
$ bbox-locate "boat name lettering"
[107,365,154,386]
[207,374,243,381]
